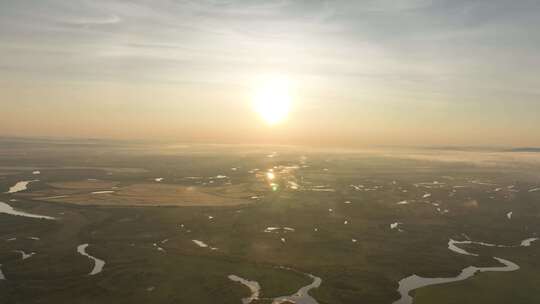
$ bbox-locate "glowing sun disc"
[253,77,291,125]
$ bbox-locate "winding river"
[77,244,105,275]
[0,201,56,220]
[228,275,261,304]
[14,250,35,260]
[228,267,322,304]
[393,237,539,304]
[272,269,322,304]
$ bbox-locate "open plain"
[1,139,540,304]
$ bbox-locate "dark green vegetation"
[414,243,540,304]
[1,138,540,304]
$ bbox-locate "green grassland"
[0,140,540,304]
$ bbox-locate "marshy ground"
[0,139,539,304]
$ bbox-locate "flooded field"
[24,181,257,206]
[5,181,37,194]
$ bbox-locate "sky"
[1,0,539,147]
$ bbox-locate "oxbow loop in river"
[228,267,322,304]
[393,237,539,304]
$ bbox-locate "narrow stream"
[77,244,105,275]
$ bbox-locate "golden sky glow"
[1,1,540,147]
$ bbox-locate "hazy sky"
[1,0,539,147]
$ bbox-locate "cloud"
[1,0,539,100]
[59,14,121,27]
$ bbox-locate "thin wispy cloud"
[1,0,539,145]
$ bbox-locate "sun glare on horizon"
[253,76,292,125]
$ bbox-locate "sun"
[253,76,292,125]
